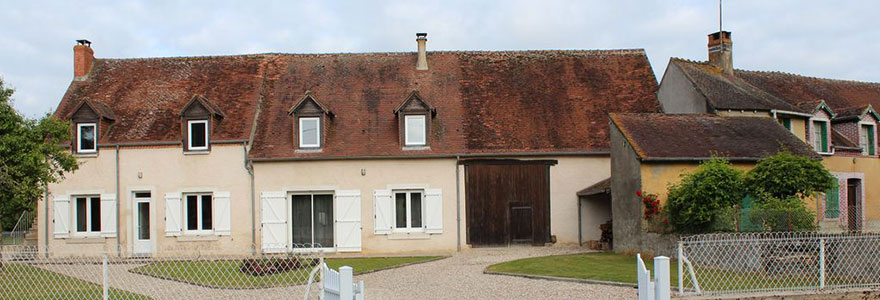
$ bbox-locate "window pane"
[186,195,198,230]
[313,194,334,248]
[813,122,823,151]
[201,195,212,230]
[411,192,422,228]
[405,115,426,145]
[76,198,87,232]
[189,121,207,148]
[300,118,319,147]
[138,202,150,240]
[80,125,95,151]
[90,197,101,232]
[395,193,407,228]
[291,195,312,246]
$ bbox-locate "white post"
[677,243,684,294]
[654,256,671,300]
[356,280,365,300]
[319,258,325,300]
[102,254,109,300]
[819,237,826,290]
[340,266,354,300]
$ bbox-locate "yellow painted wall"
[822,156,880,232]
[638,162,754,205]
[790,118,807,142]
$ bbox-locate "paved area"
[358,245,636,300]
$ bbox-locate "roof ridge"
[736,69,880,86]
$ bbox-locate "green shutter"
[869,125,876,155]
[783,118,792,130]
[825,180,840,218]
[820,122,828,152]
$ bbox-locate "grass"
[487,252,679,286]
[1,262,151,300]
[130,256,443,289]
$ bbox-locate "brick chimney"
[74,40,94,80]
[707,31,732,74]
[416,33,428,71]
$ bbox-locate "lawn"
[130,256,443,289]
[487,252,679,286]
[1,262,151,300]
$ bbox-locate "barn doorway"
[464,160,555,246]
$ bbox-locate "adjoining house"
[609,113,819,254]
[41,34,660,256]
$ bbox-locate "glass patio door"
[291,194,333,248]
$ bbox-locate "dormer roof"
[67,99,115,121]
[180,94,225,119]
[288,92,334,118]
[393,91,436,116]
[832,104,880,122]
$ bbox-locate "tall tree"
[0,77,78,232]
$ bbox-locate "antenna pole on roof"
[719,0,723,45]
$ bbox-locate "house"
[608,113,819,253]
[650,30,880,235]
[41,34,660,256]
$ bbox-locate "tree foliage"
[666,158,746,233]
[0,77,78,231]
[744,151,835,202]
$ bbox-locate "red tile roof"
[670,59,799,112]
[249,50,659,160]
[736,71,880,114]
[610,113,818,160]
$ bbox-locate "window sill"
[67,236,106,244]
[296,148,323,153]
[183,150,210,155]
[817,151,834,156]
[74,153,99,158]
[178,234,219,242]
[387,232,430,240]
[402,146,430,151]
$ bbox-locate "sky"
[1,0,879,117]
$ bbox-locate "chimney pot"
[707,31,733,74]
[416,33,428,71]
[74,40,95,80]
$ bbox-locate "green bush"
[666,158,745,233]
[744,151,835,202]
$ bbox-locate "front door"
[133,192,153,255]
[291,193,334,249]
[847,179,862,232]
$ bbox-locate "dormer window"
[812,120,829,153]
[861,124,876,156]
[77,123,97,153]
[395,91,436,149]
[405,115,427,146]
[187,119,209,151]
[180,95,224,153]
[289,92,333,151]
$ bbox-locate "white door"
[133,192,153,255]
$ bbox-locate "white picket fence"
[637,254,671,300]
[305,262,364,300]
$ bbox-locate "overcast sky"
[1,0,878,117]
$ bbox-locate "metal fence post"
[340,266,354,300]
[677,242,684,294]
[654,256,671,300]
[102,254,109,300]
[819,237,826,290]
[319,257,325,300]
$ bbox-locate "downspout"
[43,184,49,258]
[245,145,256,255]
[116,145,121,257]
[577,197,582,247]
[455,156,462,252]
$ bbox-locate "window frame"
[860,122,876,156]
[404,114,427,146]
[298,117,322,149]
[288,192,335,250]
[73,195,101,237]
[392,190,425,232]
[186,119,209,152]
[810,119,831,154]
[76,123,98,154]
[183,193,213,235]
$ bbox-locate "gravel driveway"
[357,246,636,300]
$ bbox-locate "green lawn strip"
[487,252,679,286]
[130,256,443,289]
[1,262,150,300]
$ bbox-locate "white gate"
[637,254,670,300]
[305,261,365,300]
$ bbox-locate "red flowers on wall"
[637,189,661,219]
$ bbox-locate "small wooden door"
[847,179,861,232]
[509,203,533,243]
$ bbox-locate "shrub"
[666,158,746,233]
[744,151,835,202]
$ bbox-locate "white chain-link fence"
[1,245,325,300]
[677,232,880,297]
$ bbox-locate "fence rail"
[678,232,880,297]
[1,246,326,300]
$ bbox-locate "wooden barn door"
[465,160,553,247]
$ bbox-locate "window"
[824,179,840,219]
[291,193,333,248]
[778,117,792,131]
[77,123,97,153]
[404,115,426,146]
[861,124,876,155]
[394,190,423,230]
[812,120,829,153]
[75,196,101,234]
[299,117,321,148]
[184,193,212,233]
[187,120,208,151]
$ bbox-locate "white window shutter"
[99,194,117,237]
[53,196,70,238]
[164,192,182,236]
[373,189,393,234]
[261,191,288,253]
[424,188,443,234]
[335,190,362,252]
[213,191,231,236]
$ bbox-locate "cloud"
[0,0,878,117]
